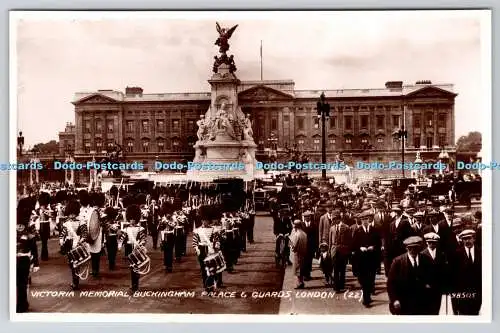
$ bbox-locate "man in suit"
[387,236,434,315]
[438,207,458,258]
[450,229,482,315]
[385,206,413,277]
[411,211,425,238]
[318,201,334,247]
[352,209,381,307]
[421,232,448,315]
[301,210,317,281]
[329,215,352,292]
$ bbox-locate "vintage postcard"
[9,10,492,322]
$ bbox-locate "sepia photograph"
[9,10,491,321]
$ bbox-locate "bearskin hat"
[38,191,51,207]
[103,206,118,221]
[64,200,81,216]
[78,190,90,207]
[126,204,141,222]
[109,186,118,197]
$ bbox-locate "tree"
[33,140,59,155]
[456,132,481,152]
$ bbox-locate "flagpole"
[260,40,263,81]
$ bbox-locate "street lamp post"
[317,92,331,180]
[393,126,407,178]
[17,131,24,157]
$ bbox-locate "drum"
[161,230,175,244]
[68,245,91,268]
[174,225,184,237]
[203,251,226,276]
[232,227,240,239]
[87,209,101,243]
[127,246,151,274]
[198,244,209,258]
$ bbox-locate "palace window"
[313,138,320,151]
[127,140,134,152]
[414,115,421,128]
[172,139,180,152]
[107,142,114,151]
[345,137,352,144]
[414,136,421,148]
[329,116,336,129]
[84,120,91,133]
[438,114,446,128]
[329,138,336,145]
[377,137,384,143]
[172,120,180,131]
[376,115,384,129]
[361,138,368,144]
[84,141,91,153]
[426,113,433,127]
[157,140,165,152]
[156,120,165,132]
[271,118,278,131]
[392,115,400,128]
[141,120,149,132]
[360,115,369,129]
[344,116,353,130]
[107,121,114,133]
[142,140,149,152]
[313,118,319,129]
[126,121,134,132]
[297,117,305,131]
[95,120,103,132]
[188,120,196,132]
[426,136,433,149]
[439,134,446,147]
[96,140,103,150]
[187,137,196,147]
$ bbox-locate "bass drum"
[87,208,101,243]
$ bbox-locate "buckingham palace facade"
[69,80,457,167]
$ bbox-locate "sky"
[13,11,490,147]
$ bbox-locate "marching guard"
[118,204,148,292]
[102,207,119,270]
[159,214,176,272]
[148,200,160,250]
[59,200,89,290]
[192,206,224,291]
[16,225,37,313]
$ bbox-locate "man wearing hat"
[438,206,459,257]
[352,209,381,307]
[289,219,308,289]
[385,206,413,277]
[387,236,434,315]
[318,201,334,247]
[301,210,317,280]
[421,232,448,314]
[329,211,352,292]
[449,229,481,315]
[411,211,425,238]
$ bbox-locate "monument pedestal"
[187,138,257,182]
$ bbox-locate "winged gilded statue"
[215,22,238,54]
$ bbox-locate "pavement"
[279,260,390,315]
[26,213,284,314]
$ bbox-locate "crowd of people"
[16,182,256,313]
[16,173,482,316]
[269,175,482,315]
